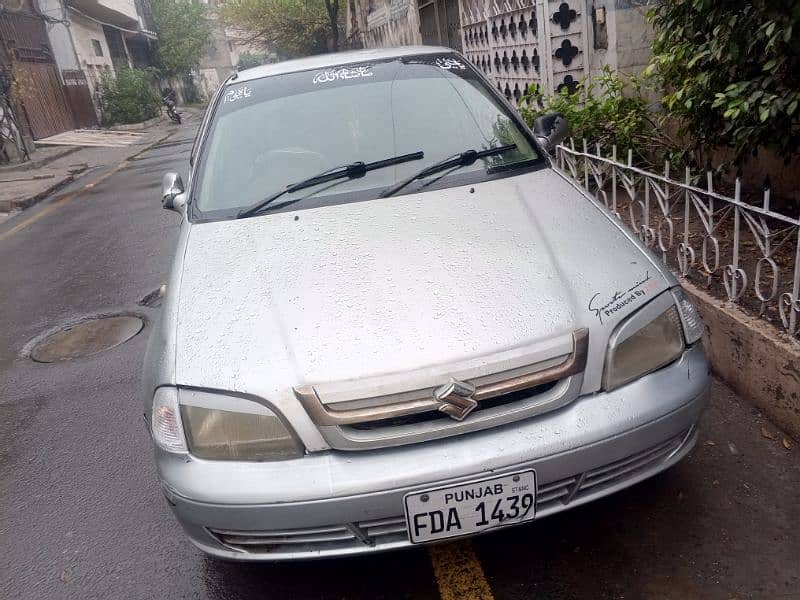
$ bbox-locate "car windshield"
[192,54,542,218]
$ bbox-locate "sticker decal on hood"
[588,271,659,324]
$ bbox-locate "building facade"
[194,0,259,101]
[0,0,157,146]
[195,7,234,100]
[59,0,157,101]
[460,0,651,103]
[348,0,653,103]
[348,0,461,50]
[0,0,82,140]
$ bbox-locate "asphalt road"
[1,121,798,600]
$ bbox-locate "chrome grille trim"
[321,375,581,450]
[294,328,589,427]
[359,516,406,528]
[211,524,348,537]
[364,523,407,536]
[221,531,355,545]
[206,428,692,556]
[576,433,687,495]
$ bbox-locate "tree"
[220,0,342,58]
[323,0,339,52]
[647,0,800,165]
[237,52,269,70]
[150,0,213,77]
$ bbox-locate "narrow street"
[1,120,798,600]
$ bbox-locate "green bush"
[97,68,161,126]
[518,67,680,169]
[648,0,800,165]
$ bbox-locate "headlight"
[672,287,704,344]
[604,306,685,391]
[180,390,304,461]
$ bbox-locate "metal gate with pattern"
[0,0,76,139]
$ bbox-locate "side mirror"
[161,172,186,212]
[533,112,569,154]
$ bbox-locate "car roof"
[232,46,455,84]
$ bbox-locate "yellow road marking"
[0,162,128,243]
[429,540,495,600]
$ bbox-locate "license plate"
[404,470,536,544]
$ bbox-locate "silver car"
[144,46,709,561]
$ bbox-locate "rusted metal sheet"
[62,70,98,129]
[0,3,76,139]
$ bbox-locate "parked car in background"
[144,46,709,560]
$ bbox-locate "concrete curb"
[1,172,80,212]
[0,146,82,174]
[684,281,800,440]
[108,106,200,131]
[108,115,166,131]
[0,128,177,221]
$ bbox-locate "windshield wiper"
[237,151,424,218]
[379,144,517,199]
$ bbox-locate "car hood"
[174,168,671,396]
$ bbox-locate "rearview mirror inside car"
[533,112,569,154]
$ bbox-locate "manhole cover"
[31,315,144,363]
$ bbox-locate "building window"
[91,39,103,57]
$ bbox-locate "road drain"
[31,315,144,363]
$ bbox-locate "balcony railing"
[556,140,800,339]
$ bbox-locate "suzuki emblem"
[435,378,478,421]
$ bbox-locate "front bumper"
[158,344,709,560]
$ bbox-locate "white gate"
[556,140,800,339]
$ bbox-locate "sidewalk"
[0,108,200,224]
[0,166,87,215]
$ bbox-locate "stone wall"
[613,0,651,73]
[684,282,800,441]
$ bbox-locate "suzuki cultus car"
[144,46,709,560]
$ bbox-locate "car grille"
[537,429,689,514]
[207,427,692,555]
[347,380,560,430]
[296,329,589,450]
[209,516,409,555]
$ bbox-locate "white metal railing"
[556,140,800,339]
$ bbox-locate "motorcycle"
[163,90,181,125]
